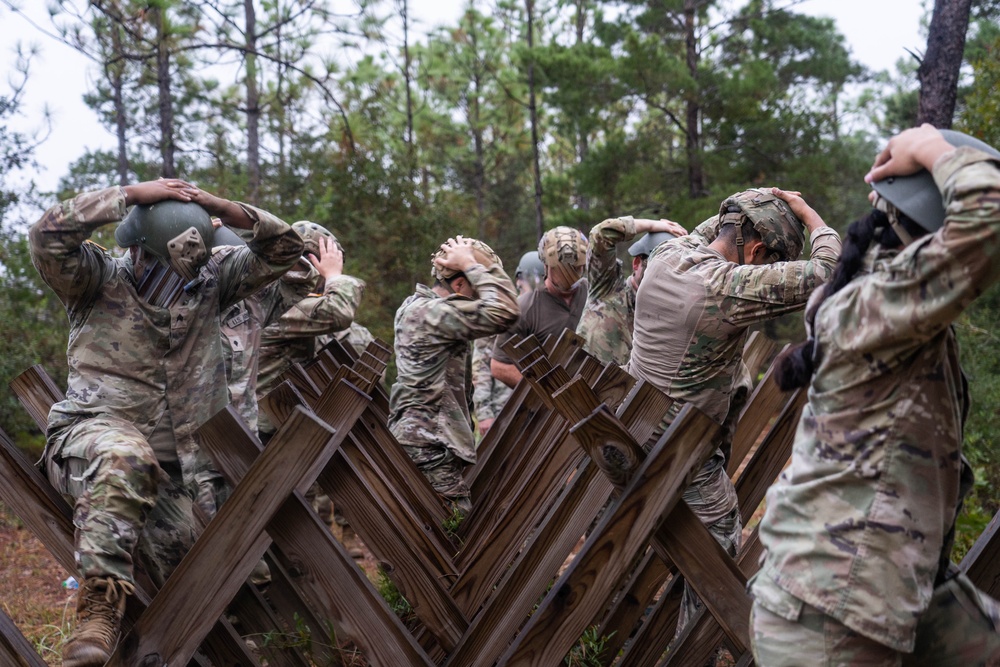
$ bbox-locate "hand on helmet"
[433,236,478,273]
[865,124,954,184]
[771,187,826,233]
[123,179,198,206]
[308,236,344,280]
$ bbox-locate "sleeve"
[836,147,1000,351]
[471,336,499,421]
[586,217,635,302]
[720,226,842,326]
[215,203,305,309]
[688,214,723,246]
[424,263,520,343]
[268,274,366,339]
[28,187,127,309]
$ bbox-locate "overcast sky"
[0,0,926,194]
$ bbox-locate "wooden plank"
[317,437,468,650]
[729,365,788,479]
[8,365,63,431]
[596,550,672,662]
[108,404,356,667]
[659,528,764,667]
[616,574,684,667]
[962,509,1000,599]
[734,389,805,526]
[498,405,720,665]
[198,405,435,666]
[0,607,48,667]
[259,380,309,432]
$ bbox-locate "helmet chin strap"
[734,221,746,265]
[871,194,915,247]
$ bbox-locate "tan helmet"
[431,238,502,282]
[538,225,587,288]
[291,220,343,258]
[718,189,804,264]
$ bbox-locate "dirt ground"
[0,502,76,665]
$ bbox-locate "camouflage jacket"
[388,264,519,463]
[30,186,302,488]
[753,147,1000,652]
[471,335,513,424]
[576,216,639,366]
[628,220,841,426]
[255,265,366,433]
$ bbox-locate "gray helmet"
[515,250,545,279]
[628,231,678,258]
[871,129,1000,233]
[291,220,342,258]
[116,201,247,280]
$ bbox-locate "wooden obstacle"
[4,329,1000,666]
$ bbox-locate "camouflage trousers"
[751,572,1000,666]
[401,442,472,514]
[46,416,198,588]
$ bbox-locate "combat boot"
[63,576,135,667]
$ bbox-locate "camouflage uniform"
[255,265,365,437]
[576,216,639,367]
[628,202,842,634]
[751,148,1000,663]
[389,264,519,510]
[30,186,302,586]
[471,335,513,442]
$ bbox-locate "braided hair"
[774,208,927,390]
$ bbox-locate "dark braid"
[775,210,888,390]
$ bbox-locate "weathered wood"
[108,403,358,667]
[499,405,720,665]
[596,549,672,662]
[616,574,684,667]
[0,607,48,667]
[734,389,806,526]
[259,380,309,432]
[8,365,63,431]
[963,509,1000,599]
[729,362,789,479]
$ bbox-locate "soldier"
[29,180,303,667]
[576,216,686,366]
[389,236,519,512]
[627,186,842,643]
[471,250,544,440]
[491,226,589,388]
[255,220,365,442]
[750,127,1000,665]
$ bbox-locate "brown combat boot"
[62,576,135,667]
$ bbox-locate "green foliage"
[374,565,414,621]
[564,625,614,666]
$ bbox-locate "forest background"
[0,0,999,556]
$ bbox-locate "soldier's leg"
[906,571,1000,666]
[751,600,900,667]
[48,416,198,588]
[401,442,472,514]
[47,417,161,585]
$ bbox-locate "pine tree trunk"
[917,0,973,128]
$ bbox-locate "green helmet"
[291,220,343,258]
[115,200,222,280]
[871,129,1000,233]
[718,189,804,263]
[628,231,678,258]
